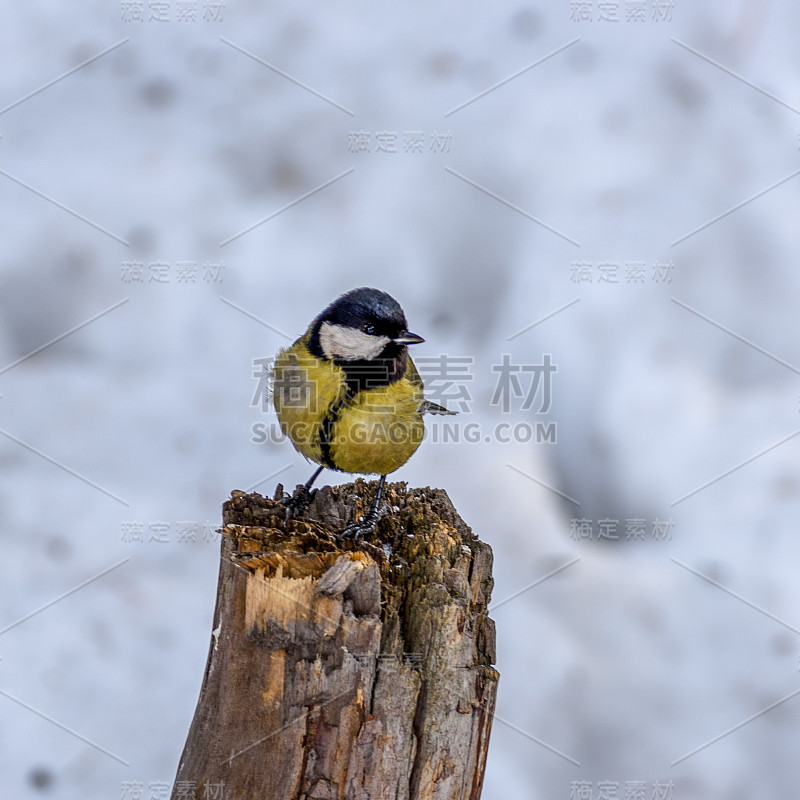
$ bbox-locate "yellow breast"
[272,339,424,475]
[273,341,346,464]
[329,378,424,474]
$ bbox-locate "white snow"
[1,2,799,799]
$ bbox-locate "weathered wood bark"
[172,479,498,800]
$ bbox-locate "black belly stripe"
[318,393,350,470]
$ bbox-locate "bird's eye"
[363,323,376,335]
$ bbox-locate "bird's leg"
[281,465,324,523]
[339,474,389,540]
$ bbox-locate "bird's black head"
[308,287,424,363]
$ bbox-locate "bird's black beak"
[393,331,425,345]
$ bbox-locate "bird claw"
[338,503,389,541]
[280,484,317,524]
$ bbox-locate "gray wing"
[420,399,457,416]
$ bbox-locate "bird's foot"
[280,484,317,524]
[339,503,389,541]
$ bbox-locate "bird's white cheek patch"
[319,322,390,360]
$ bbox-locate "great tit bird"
[273,287,453,538]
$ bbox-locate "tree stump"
[171,479,498,800]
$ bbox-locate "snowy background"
[1,1,799,798]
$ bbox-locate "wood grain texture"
[172,479,498,800]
